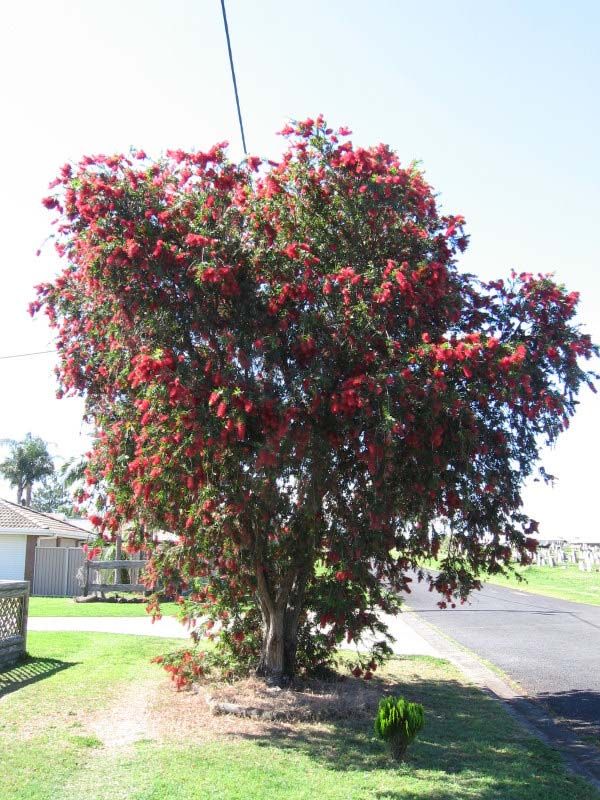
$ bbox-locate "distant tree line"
[0,433,83,515]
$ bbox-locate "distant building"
[0,497,91,582]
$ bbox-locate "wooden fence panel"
[83,558,149,596]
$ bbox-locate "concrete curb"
[402,608,600,792]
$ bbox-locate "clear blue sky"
[0,0,598,538]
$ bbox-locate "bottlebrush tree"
[33,117,596,683]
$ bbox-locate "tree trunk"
[24,483,32,507]
[115,535,130,585]
[256,606,287,683]
[283,610,301,678]
[255,563,310,684]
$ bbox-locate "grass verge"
[419,559,600,606]
[28,596,178,617]
[0,631,597,799]
[484,564,600,605]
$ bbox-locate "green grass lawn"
[484,564,600,605]
[0,631,597,800]
[28,596,179,617]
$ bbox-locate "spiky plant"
[374,696,424,761]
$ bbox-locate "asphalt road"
[404,577,600,738]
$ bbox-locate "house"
[0,498,91,583]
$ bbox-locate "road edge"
[402,607,600,792]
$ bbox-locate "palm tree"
[0,434,54,506]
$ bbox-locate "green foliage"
[0,433,54,505]
[31,472,74,515]
[374,695,424,760]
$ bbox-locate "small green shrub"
[374,696,424,761]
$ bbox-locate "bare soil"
[83,667,406,749]
[146,671,397,743]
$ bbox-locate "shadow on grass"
[0,655,76,698]
[233,673,594,800]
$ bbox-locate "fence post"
[21,581,30,652]
[83,559,89,597]
[62,547,70,597]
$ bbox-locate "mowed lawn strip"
[0,632,597,800]
[419,559,600,606]
[28,596,179,617]
[484,564,600,605]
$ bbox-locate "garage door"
[0,534,26,580]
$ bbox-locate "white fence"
[32,547,88,597]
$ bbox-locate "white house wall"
[0,533,26,580]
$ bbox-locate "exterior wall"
[57,537,86,548]
[0,534,27,581]
[38,537,87,548]
[24,535,38,583]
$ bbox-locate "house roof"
[0,498,91,538]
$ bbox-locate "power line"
[220,0,247,155]
[0,349,55,361]
[4,8,247,364]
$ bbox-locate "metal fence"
[32,547,88,597]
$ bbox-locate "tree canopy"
[33,117,597,682]
[31,469,76,516]
[0,433,54,506]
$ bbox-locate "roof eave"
[0,528,89,537]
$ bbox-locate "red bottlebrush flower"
[185,233,213,248]
[513,344,526,362]
[284,243,299,259]
[125,239,141,259]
